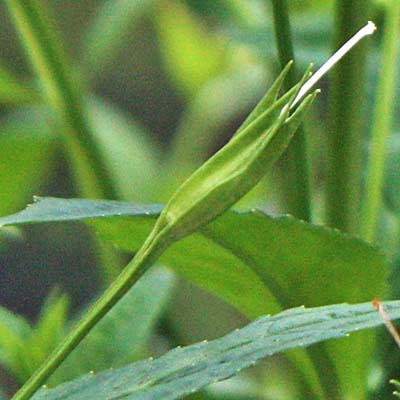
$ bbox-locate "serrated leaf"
[0,198,274,318]
[31,301,400,400]
[0,197,387,397]
[0,197,385,314]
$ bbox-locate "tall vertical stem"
[271,0,311,221]
[6,0,121,281]
[5,0,117,200]
[271,3,339,399]
[326,0,371,234]
[361,0,400,242]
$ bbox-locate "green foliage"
[50,267,175,385]
[0,196,387,398]
[392,379,400,398]
[0,1,398,399]
[0,291,68,384]
[0,196,387,316]
[30,300,400,400]
[27,290,69,378]
[0,268,174,388]
[8,64,317,400]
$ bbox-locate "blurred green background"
[0,0,398,398]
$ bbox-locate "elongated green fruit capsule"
[151,66,317,243]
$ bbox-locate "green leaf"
[0,268,173,387]
[0,198,163,226]
[31,300,400,400]
[0,291,69,384]
[0,198,273,318]
[392,379,400,398]
[0,109,55,216]
[0,197,386,397]
[0,306,32,382]
[25,290,70,380]
[0,194,384,316]
[50,267,175,385]
[0,195,386,302]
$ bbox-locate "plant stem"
[270,7,334,395]
[11,233,168,400]
[6,0,121,282]
[5,0,117,200]
[271,0,311,221]
[325,0,371,235]
[361,0,400,243]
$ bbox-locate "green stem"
[271,0,311,221]
[11,232,169,400]
[5,0,117,200]
[361,0,400,243]
[271,5,339,397]
[6,0,121,282]
[326,0,371,235]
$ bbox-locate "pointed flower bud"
[148,21,376,245]
[150,65,316,243]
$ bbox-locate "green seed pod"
[152,64,317,243]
